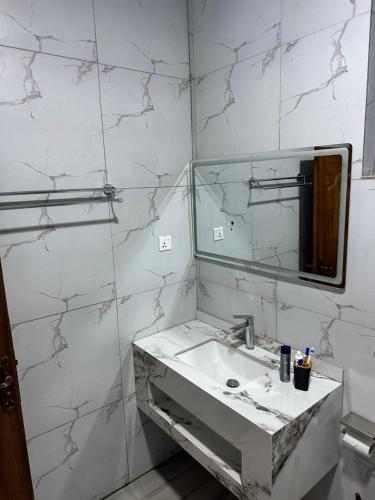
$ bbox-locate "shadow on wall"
[303,446,375,500]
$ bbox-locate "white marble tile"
[94,0,189,78]
[112,186,195,298]
[281,0,371,44]
[0,0,96,60]
[195,48,280,159]
[280,14,370,179]
[258,250,299,270]
[28,400,128,500]
[277,303,375,420]
[197,279,277,339]
[363,11,375,177]
[251,191,299,265]
[277,179,375,331]
[190,0,281,77]
[124,393,180,482]
[195,182,254,260]
[250,158,300,265]
[100,65,191,188]
[277,303,338,367]
[0,201,115,325]
[0,46,105,192]
[13,301,121,439]
[193,159,252,186]
[198,260,277,302]
[339,180,375,328]
[328,321,375,423]
[118,279,196,396]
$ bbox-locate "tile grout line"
[92,4,109,187]
[90,1,130,484]
[199,276,375,333]
[186,0,199,319]
[278,0,283,152]
[10,277,196,328]
[192,9,370,81]
[26,395,124,446]
[277,297,375,332]
[187,0,201,318]
[0,43,187,81]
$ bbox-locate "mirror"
[192,144,351,288]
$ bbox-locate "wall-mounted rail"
[248,174,312,190]
[0,184,122,211]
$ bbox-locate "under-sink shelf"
[147,386,242,490]
[133,319,344,500]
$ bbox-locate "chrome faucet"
[230,315,255,350]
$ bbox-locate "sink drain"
[226,378,240,388]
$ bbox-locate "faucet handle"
[233,314,254,327]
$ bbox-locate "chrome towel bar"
[248,174,312,190]
[0,184,122,211]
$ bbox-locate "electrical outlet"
[213,226,224,241]
[159,235,172,251]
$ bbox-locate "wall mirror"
[192,144,351,288]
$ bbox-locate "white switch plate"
[213,226,224,241]
[159,235,172,251]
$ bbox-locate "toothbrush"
[305,347,314,366]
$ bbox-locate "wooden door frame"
[0,260,34,500]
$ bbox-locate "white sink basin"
[176,339,269,388]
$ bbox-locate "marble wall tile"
[13,301,122,440]
[363,11,375,177]
[250,190,299,264]
[195,180,299,268]
[194,182,254,260]
[0,3,194,499]
[194,48,280,159]
[112,186,195,298]
[190,0,281,77]
[193,159,252,185]
[190,2,375,499]
[197,260,277,302]
[124,393,180,482]
[277,180,375,331]
[100,65,191,188]
[277,303,375,420]
[118,279,196,397]
[93,0,189,78]
[250,158,300,264]
[197,279,277,338]
[0,0,96,61]
[281,0,370,44]
[0,202,115,325]
[280,14,370,179]
[258,249,299,270]
[28,400,128,500]
[0,46,105,192]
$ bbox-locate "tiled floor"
[106,451,236,499]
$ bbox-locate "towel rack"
[248,174,312,190]
[0,184,123,211]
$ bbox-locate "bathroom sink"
[176,339,269,388]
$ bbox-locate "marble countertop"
[134,318,342,436]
